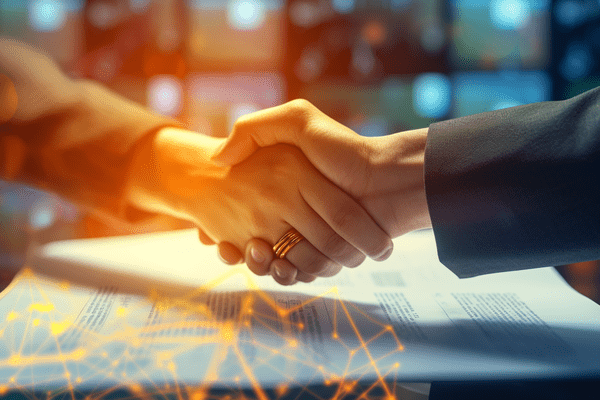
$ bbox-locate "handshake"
[128,100,432,286]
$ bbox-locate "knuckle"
[347,252,366,269]
[285,99,315,126]
[247,208,270,232]
[231,116,249,134]
[369,239,393,260]
[286,98,314,114]
[322,233,354,264]
[330,204,355,232]
[299,253,331,276]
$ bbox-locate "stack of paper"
[0,229,598,398]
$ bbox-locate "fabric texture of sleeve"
[0,38,180,222]
[425,86,600,278]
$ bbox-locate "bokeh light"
[147,75,183,117]
[227,0,266,30]
[560,42,593,81]
[554,0,587,27]
[228,102,260,132]
[489,0,531,30]
[391,0,413,11]
[29,199,55,230]
[28,0,66,32]
[332,0,355,14]
[129,0,151,14]
[413,73,452,119]
[421,24,446,53]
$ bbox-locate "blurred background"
[1,0,599,300]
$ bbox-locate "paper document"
[0,229,599,396]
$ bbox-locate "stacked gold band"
[273,228,304,259]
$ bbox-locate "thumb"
[211,101,304,165]
[210,127,260,166]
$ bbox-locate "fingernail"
[217,249,227,264]
[273,265,286,279]
[250,246,265,263]
[375,246,393,262]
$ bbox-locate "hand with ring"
[128,128,393,286]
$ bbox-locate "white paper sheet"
[0,229,598,395]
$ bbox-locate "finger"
[270,259,298,286]
[217,242,243,265]
[299,173,394,262]
[244,238,274,276]
[283,238,343,278]
[295,270,316,283]
[198,229,216,245]
[211,101,308,165]
[286,200,367,269]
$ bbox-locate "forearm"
[1,38,178,219]
[368,127,432,236]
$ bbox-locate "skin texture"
[212,99,433,284]
[125,127,393,284]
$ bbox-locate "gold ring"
[273,228,304,259]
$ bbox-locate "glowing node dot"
[298,322,304,330]
[33,318,40,326]
[76,377,82,383]
[9,377,15,383]
[8,356,21,366]
[332,332,339,339]
[386,325,393,331]
[398,345,405,351]
[221,322,235,343]
[73,348,86,359]
[394,362,400,368]
[288,339,297,348]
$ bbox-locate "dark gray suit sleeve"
[425,86,600,278]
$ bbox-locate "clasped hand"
[132,100,431,286]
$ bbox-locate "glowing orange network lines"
[0,267,408,400]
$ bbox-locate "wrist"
[125,127,228,222]
[371,127,432,234]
